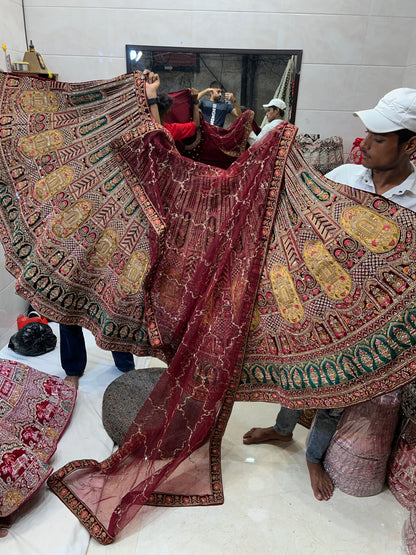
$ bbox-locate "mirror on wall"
[126,46,302,127]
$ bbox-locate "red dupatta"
[46,116,295,543]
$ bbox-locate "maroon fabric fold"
[165,88,256,168]
[47,119,295,544]
[1,70,416,409]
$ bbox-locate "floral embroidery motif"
[303,241,352,300]
[34,166,75,201]
[340,205,400,253]
[20,90,60,113]
[269,263,304,323]
[20,130,65,157]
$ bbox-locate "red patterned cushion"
[388,420,416,510]
[0,359,76,517]
[345,138,364,164]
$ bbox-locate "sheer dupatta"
[47,120,297,543]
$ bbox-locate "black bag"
[8,322,57,356]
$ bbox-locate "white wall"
[405,14,416,84]
[0,0,26,68]
[18,0,416,147]
[0,0,415,345]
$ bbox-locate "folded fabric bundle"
[324,392,401,497]
[296,133,344,174]
[0,359,76,517]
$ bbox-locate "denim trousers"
[59,324,135,376]
[274,406,344,464]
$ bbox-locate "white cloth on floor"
[0,323,151,555]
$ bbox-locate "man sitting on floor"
[243,87,416,501]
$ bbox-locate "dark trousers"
[274,406,344,464]
[59,324,135,376]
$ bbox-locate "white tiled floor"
[87,403,410,555]
[1,324,410,554]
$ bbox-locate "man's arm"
[190,88,201,129]
[143,69,161,124]
[225,92,242,118]
[197,88,212,102]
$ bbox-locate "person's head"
[262,98,286,122]
[354,88,416,171]
[157,91,173,121]
[209,80,223,102]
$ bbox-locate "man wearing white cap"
[248,98,286,145]
[243,88,416,502]
[326,88,416,204]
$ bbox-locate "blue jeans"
[59,324,134,377]
[274,406,344,464]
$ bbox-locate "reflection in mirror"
[126,46,302,128]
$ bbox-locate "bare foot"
[64,375,80,390]
[243,426,292,445]
[306,459,334,501]
[0,515,12,537]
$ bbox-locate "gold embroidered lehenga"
[1,70,416,543]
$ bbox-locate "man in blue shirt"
[197,80,241,127]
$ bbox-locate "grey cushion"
[102,367,165,445]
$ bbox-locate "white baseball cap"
[262,98,286,111]
[354,88,416,133]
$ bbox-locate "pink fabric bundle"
[402,503,416,555]
[388,420,416,509]
[0,359,76,517]
[324,392,401,496]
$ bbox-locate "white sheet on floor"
[0,323,151,555]
[0,325,408,554]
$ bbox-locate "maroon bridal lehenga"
[1,70,416,543]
